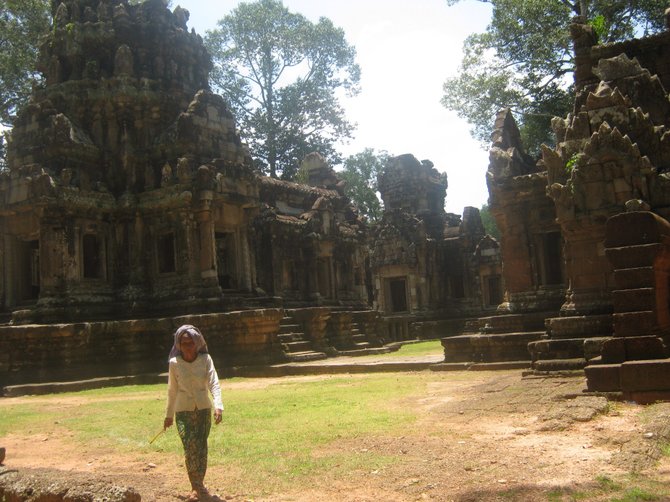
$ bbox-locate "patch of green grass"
[1,374,429,493]
[611,487,661,501]
[570,474,670,502]
[596,474,621,492]
[353,340,443,360]
[0,405,61,436]
[393,340,443,357]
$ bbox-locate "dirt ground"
[1,370,670,501]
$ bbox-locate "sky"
[174,0,493,214]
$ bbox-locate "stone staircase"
[349,322,371,350]
[528,314,612,373]
[441,312,549,364]
[278,315,328,362]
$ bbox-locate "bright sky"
[175,0,493,214]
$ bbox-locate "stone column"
[239,227,252,291]
[196,190,217,289]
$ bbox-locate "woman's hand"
[214,409,223,425]
[164,417,173,429]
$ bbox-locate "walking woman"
[164,324,223,502]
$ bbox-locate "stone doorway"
[539,231,564,286]
[215,232,238,289]
[387,277,408,313]
[10,238,40,306]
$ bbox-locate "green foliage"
[479,203,500,240]
[338,148,389,223]
[205,0,360,179]
[565,152,582,173]
[0,0,51,127]
[442,0,667,155]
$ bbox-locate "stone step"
[533,357,587,372]
[529,338,584,360]
[284,350,328,362]
[441,331,545,363]
[546,314,612,339]
[278,323,302,334]
[277,332,304,343]
[475,312,549,334]
[282,340,314,353]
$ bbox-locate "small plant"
[596,475,621,492]
[565,153,581,174]
[590,15,608,41]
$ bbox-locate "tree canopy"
[338,149,389,223]
[0,0,50,127]
[205,0,360,179]
[442,0,667,156]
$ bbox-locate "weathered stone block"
[620,359,670,391]
[606,243,663,269]
[624,335,666,360]
[613,267,654,289]
[601,337,625,363]
[612,311,656,337]
[584,363,621,391]
[612,287,655,312]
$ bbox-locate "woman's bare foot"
[197,486,211,501]
[186,489,199,502]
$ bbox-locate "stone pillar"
[239,227,252,291]
[196,190,217,290]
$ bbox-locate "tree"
[442,0,667,156]
[0,0,51,128]
[205,0,360,179]
[338,149,389,223]
[479,203,500,240]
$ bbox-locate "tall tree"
[205,0,360,179]
[442,0,667,156]
[479,203,500,239]
[339,149,389,223]
[0,0,51,128]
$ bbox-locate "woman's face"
[179,333,198,361]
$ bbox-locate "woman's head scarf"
[168,324,209,360]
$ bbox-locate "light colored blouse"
[165,353,223,417]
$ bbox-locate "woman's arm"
[164,360,178,428]
[206,355,224,424]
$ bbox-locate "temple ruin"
[6,0,669,402]
[441,12,670,402]
[0,0,497,389]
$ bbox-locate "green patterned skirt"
[176,408,212,490]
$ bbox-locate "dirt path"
[2,370,670,501]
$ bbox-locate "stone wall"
[0,309,284,389]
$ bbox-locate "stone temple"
[0,0,499,389]
[4,0,670,403]
[441,12,670,402]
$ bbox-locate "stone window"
[82,234,103,279]
[157,233,176,274]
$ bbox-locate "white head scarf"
[168,324,209,360]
